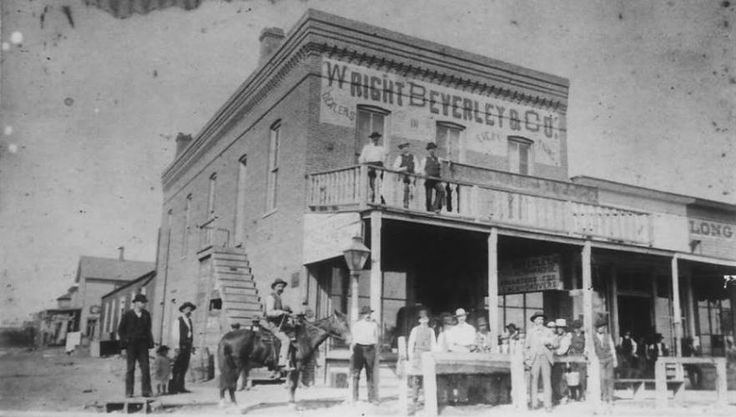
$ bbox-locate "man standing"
[263,278,293,371]
[619,331,638,377]
[524,311,556,412]
[407,309,436,408]
[392,142,417,208]
[567,319,586,401]
[351,306,379,404]
[593,316,617,411]
[551,318,571,404]
[171,301,196,394]
[419,142,445,213]
[446,308,476,353]
[118,294,154,398]
[358,131,387,204]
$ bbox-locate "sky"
[0,0,734,324]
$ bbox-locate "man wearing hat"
[524,311,557,411]
[446,308,476,353]
[407,309,436,407]
[117,293,154,398]
[419,142,445,213]
[263,278,293,371]
[567,319,586,401]
[593,316,617,408]
[392,142,418,209]
[551,318,571,404]
[351,306,379,404]
[171,301,196,394]
[358,131,387,204]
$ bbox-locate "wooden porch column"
[487,227,499,353]
[610,265,620,342]
[684,266,696,340]
[582,241,601,408]
[671,255,682,357]
[370,210,383,401]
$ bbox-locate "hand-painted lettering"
[429,90,440,114]
[409,82,426,107]
[441,93,452,116]
[524,110,539,132]
[325,62,347,89]
[509,109,521,131]
[452,96,463,119]
[370,76,382,101]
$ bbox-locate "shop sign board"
[688,218,736,259]
[320,57,564,167]
[499,254,562,294]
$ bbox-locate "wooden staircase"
[211,247,263,328]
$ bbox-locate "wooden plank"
[716,359,727,408]
[488,228,499,353]
[397,336,408,416]
[671,256,682,357]
[582,240,600,408]
[655,360,667,409]
[422,352,438,417]
[435,364,509,375]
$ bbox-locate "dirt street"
[2,347,736,416]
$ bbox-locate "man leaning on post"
[118,293,154,398]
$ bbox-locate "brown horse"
[217,310,351,407]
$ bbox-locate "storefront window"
[499,291,544,332]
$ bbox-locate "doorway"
[618,296,652,342]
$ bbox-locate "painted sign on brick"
[320,57,564,166]
[499,254,562,294]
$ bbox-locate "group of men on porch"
[399,307,620,413]
[358,131,447,213]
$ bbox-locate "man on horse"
[262,278,294,371]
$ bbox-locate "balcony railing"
[307,165,653,245]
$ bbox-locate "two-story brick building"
[152,10,736,381]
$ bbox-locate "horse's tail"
[218,338,238,390]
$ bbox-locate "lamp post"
[343,236,370,324]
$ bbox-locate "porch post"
[487,227,499,353]
[370,210,383,401]
[582,241,601,408]
[671,255,682,357]
[610,265,620,343]
[684,266,696,339]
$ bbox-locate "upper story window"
[266,121,280,212]
[207,173,217,218]
[436,122,465,162]
[355,106,389,160]
[508,136,533,175]
[182,194,192,256]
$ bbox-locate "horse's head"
[323,310,352,344]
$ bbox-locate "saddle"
[254,318,299,370]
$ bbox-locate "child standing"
[153,345,172,396]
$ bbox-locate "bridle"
[301,315,348,341]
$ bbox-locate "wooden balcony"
[306,165,653,245]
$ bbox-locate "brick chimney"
[258,27,285,67]
[118,246,125,261]
[175,133,193,157]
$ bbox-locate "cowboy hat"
[368,131,382,139]
[132,294,148,303]
[179,301,196,312]
[555,318,567,328]
[455,308,467,317]
[270,278,288,289]
[529,311,546,322]
[359,306,373,315]
[398,142,410,149]
[426,142,437,150]
[546,321,557,328]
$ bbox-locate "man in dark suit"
[171,301,196,394]
[118,293,154,398]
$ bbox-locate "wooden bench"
[615,378,685,400]
[419,352,525,416]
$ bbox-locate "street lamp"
[343,235,370,323]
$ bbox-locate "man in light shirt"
[446,308,476,352]
[524,311,557,411]
[358,131,387,204]
[171,301,196,394]
[350,306,380,404]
